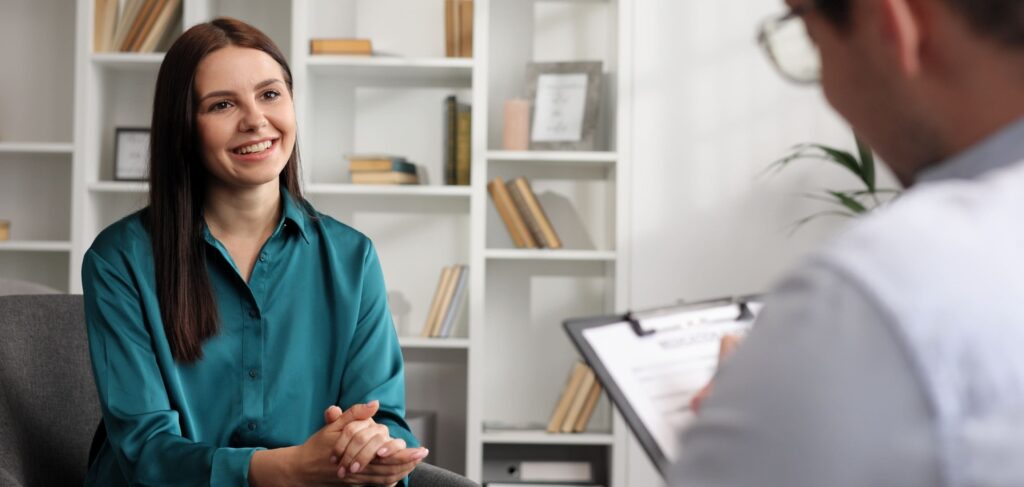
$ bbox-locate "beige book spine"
[514,177,562,249]
[561,367,595,432]
[421,266,453,337]
[430,265,462,337]
[573,382,602,432]
[129,0,168,52]
[111,0,143,52]
[120,0,158,51]
[137,0,180,53]
[458,0,474,57]
[487,177,537,248]
[547,362,588,433]
[94,0,118,52]
[506,179,547,247]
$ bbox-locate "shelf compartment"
[0,241,73,252]
[487,150,617,166]
[0,143,74,155]
[307,57,473,87]
[481,429,614,445]
[307,184,471,198]
[399,337,470,350]
[485,249,615,262]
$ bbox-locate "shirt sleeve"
[83,249,262,486]
[339,241,419,446]
[670,260,941,487]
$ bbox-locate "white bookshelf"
[2,0,632,483]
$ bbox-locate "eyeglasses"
[757,4,820,84]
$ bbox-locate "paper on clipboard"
[565,298,761,474]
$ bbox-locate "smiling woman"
[81,18,428,487]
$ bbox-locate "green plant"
[769,135,900,232]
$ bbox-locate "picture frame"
[525,61,603,151]
[114,127,151,181]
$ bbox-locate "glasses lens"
[763,15,820,83]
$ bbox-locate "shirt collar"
[916,116,1024,184]
[279,186,312,245]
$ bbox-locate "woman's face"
[193,45,296,191]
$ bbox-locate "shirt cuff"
[211,446,264,486]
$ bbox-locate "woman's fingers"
[345,424,392,475]
[376,437,407,458]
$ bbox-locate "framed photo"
[114,128,150,181]
[526,61,603,151]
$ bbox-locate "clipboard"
[563,296,762,479]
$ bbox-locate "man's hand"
[324,402,429,484]
[690,333,743,414]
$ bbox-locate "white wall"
[625,0,898,484]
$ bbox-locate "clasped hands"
[295,400,429,486]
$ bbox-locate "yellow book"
[573,382,602,433]
[487,177,537,248]
[310,38,373,55]
[546,362,588,433]
[421,266,454,337]
[561,367,595,433]
[94,0,119,52]
[351,171,419,185]
[513,177,562,249]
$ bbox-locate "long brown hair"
[147,18,305,362]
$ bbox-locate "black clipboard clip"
[625,295,762,337]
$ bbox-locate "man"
[672,0,1024,485]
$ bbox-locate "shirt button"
[248,309,259,319]
[258,253,268,262]
[247,422,256,431]
[248,368,258,379]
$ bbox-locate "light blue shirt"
[672,118,1024,486]
[82,189,417,486]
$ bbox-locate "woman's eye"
[210,101,231,112]
[262,90,280,101]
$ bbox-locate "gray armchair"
[0,295,477,487]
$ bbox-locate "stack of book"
[347,155,420,185]
[547,362,603,433]
[442,96,471,186]
[487,177,563,249]
[309,38,373,56]
[94,0,182,53]
[444,0,474,58]
[420,265,468,338]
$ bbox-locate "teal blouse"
[82,190,417,486]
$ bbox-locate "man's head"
[781,0,1024,184]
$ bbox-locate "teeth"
[236,140,272,154]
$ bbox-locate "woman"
[83,18,426,486]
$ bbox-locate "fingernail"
[413,448,429,460]
[351,462,361,473]
[330,455,338,464]
[337,466,346,478]
[377,447,389,456]
[368,400,379,407]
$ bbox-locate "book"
[110,0,144,52]
[512,177,562,249]
[561,366,595,433]
[120,0,159,52]
[94,0,119,52]
[429,265,462,337]
[351,171,419,185]
[137,0,180,53]
[455,104,471,185]
[458,0,474,58]
[572,382,602,433]
[444,0,456,57]
[348,157,416,174]
[487,177,537,248]
[443,96,457,185]
[421,266,455,337]
[437,265,468,338]
[128,0,169,52]
[546,362,588,433]
[310,38,372,55]
[505,178,547,248]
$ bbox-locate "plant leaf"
[827,190,869,214]
[787,210,857,235]
[855,136,876,191]
[802,144,863,181]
